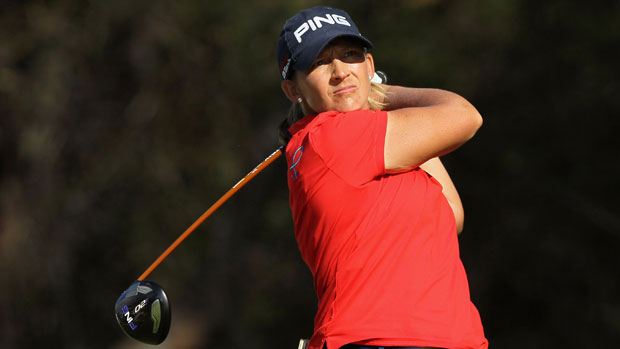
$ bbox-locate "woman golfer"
[277,6,487,349]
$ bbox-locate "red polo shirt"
[286,109,487,349]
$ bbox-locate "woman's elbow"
[465,103,483,137]
[472,107,483,132]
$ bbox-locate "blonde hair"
[278,82,388,145]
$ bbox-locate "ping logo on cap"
[294,14,351,43]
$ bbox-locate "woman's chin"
[331,100,369,112]
[310,98,369,114]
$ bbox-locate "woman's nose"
[330,59,350,81]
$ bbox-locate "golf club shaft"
[138,146,284,281]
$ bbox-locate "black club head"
[114,280,171,345]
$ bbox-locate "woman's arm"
[381,85,482,173]
[419,157,465,234]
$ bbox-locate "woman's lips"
[333,85,357,95]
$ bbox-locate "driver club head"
[114,280,171,345]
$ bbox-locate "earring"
[297,97,303,103]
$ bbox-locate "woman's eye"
[342,50,364,62]
[314,59,328,67]
[310,59,326,70]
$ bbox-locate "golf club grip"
[138,146,284,281]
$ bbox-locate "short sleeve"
[310,109,387,186]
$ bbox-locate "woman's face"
[284,38,375,114]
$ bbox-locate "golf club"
[115,146,283,345]
[114,70,387,345]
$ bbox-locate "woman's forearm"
[382,84,483,173]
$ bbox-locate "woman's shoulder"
[290,109,386,139]
[318,109,384,117]
[316,109,385,124]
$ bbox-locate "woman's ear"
[281,80,301,103]
[365,52,376,79]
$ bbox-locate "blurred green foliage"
[1,0,619,347]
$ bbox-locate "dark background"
[1,0,619,347]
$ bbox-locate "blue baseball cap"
[277,6,373,80]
